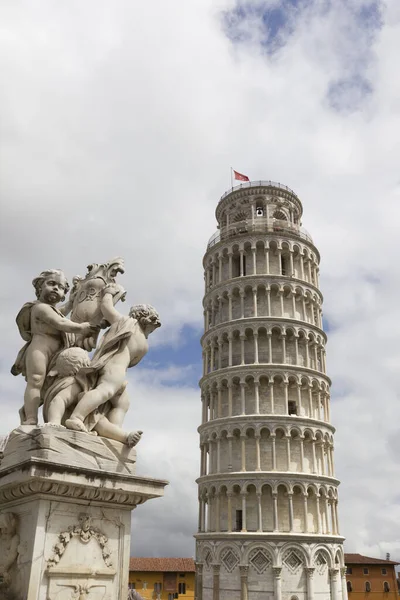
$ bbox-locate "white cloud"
[0,0,399,560]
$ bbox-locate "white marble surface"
[0,426,167,600]
[0,424,138,475]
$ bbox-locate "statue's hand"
[80,322,99,336]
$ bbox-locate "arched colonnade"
[202,323,327,376]
[198,481,339,535]
[204,281,323,331]
[196,541,347,600]
[204,239,320,291]
[199,425,335,478]
[201,373,331,422]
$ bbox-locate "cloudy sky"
[1,0,399,561]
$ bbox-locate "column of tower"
[195,181,347,600]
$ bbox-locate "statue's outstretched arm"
[101,287,123,325]
[35,304,92,334]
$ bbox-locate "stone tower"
[195,181,347,600]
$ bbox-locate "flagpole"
[230,167,233,190]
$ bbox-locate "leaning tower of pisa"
[195,181,347,600]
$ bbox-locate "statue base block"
[0,426,167,600]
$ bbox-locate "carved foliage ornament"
[47,513,112,569]
[56,582,105,599]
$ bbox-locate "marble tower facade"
[195,181,347,600]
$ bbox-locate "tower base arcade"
[195,537,348,600]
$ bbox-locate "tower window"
[233,256,240,277]
[281,255,288,275]
[235,510,243,531]
[288,401,297,415]
[256,206,264,217]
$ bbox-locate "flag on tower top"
[233,169,249,182]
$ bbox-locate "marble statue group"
[0,256,166,599]
[11,257,161,447]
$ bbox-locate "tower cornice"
[202,274,324,304]
[196,472,340,487]
[198,414,336,435]
[199,363,332,387]
[201,317,327,345]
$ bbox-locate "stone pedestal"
[0,426,167,600]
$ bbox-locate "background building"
[345,554,399,600]
[195,180,346,600]
[129,558,195,600]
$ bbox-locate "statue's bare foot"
[46,422,65,428]
[126,430,143,447]
[65,417,88,433]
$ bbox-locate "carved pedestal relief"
[46,514,116,600]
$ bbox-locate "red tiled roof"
[345,554,399,566]
[129,558,196,572]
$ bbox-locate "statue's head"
[49,348,90,378]
[32,269,70,304]
[0,512,17,535]
[129,304,161,334]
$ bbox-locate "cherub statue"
[64,284,161,434]
[43,347,142,446]
[0,512,19,586]
[11,269,97,425]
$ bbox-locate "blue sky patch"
[222,0,305,54]
[141,324,202,388]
